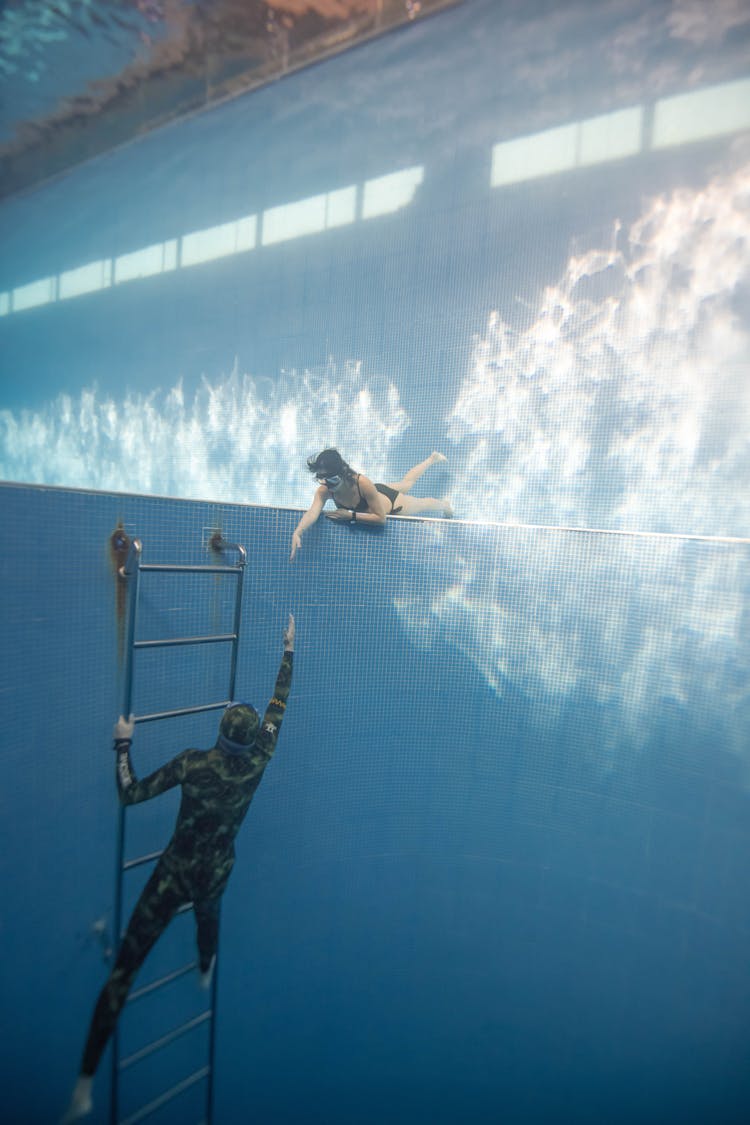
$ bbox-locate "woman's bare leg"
[387,451,447,493]
[397,494,453,518]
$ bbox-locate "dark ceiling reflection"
[0,0,457,198]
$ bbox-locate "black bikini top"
[334,474,369,513]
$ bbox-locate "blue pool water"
[1,1,749,1122]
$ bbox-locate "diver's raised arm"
[255,614,295,758]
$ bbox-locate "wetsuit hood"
[217,702,259,753]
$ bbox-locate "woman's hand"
[283,614,295,651]
[289,531,303,561]
[325,508,354,522]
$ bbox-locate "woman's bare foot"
[430,452,447,465]
[443,500,454,518]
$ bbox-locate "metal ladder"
[113,536,247,1125]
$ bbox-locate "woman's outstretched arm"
[290,486,328,560]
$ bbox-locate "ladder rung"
[135,700,230,723]
[123,850,162,871]
[118,1065,210,1125]
[139,563,242,574]
[134,633,237,650]
[128,961,196,1003]
[119,1010,212,1070]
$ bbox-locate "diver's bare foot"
[61,1076,93,1123]
[199,955,216,990]
[443,501,454,518]
[430,452,447,465]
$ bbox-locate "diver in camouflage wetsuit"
[62,614,295,1123]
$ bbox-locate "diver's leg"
[397,494,453,518]
[62,869,184,1120]
[386,451,447,494]
[79,866,184,1078]
[194,897,221,987]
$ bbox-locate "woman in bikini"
[289,448,452,560]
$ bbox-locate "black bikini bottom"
[375,483,403,514]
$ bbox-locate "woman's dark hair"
[306,448,355,481]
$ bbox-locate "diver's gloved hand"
[113,714,135,742]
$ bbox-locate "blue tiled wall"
[1,481,748,1123]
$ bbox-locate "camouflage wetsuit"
[80,649,293,1076]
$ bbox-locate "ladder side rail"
[204,912,221,1125]
[112,539,143,1125]
[204,547,245,1122]
[226,546,247,704]
[202,542,244,1116]
[120,539,143,724]
[204,543,244,1122]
